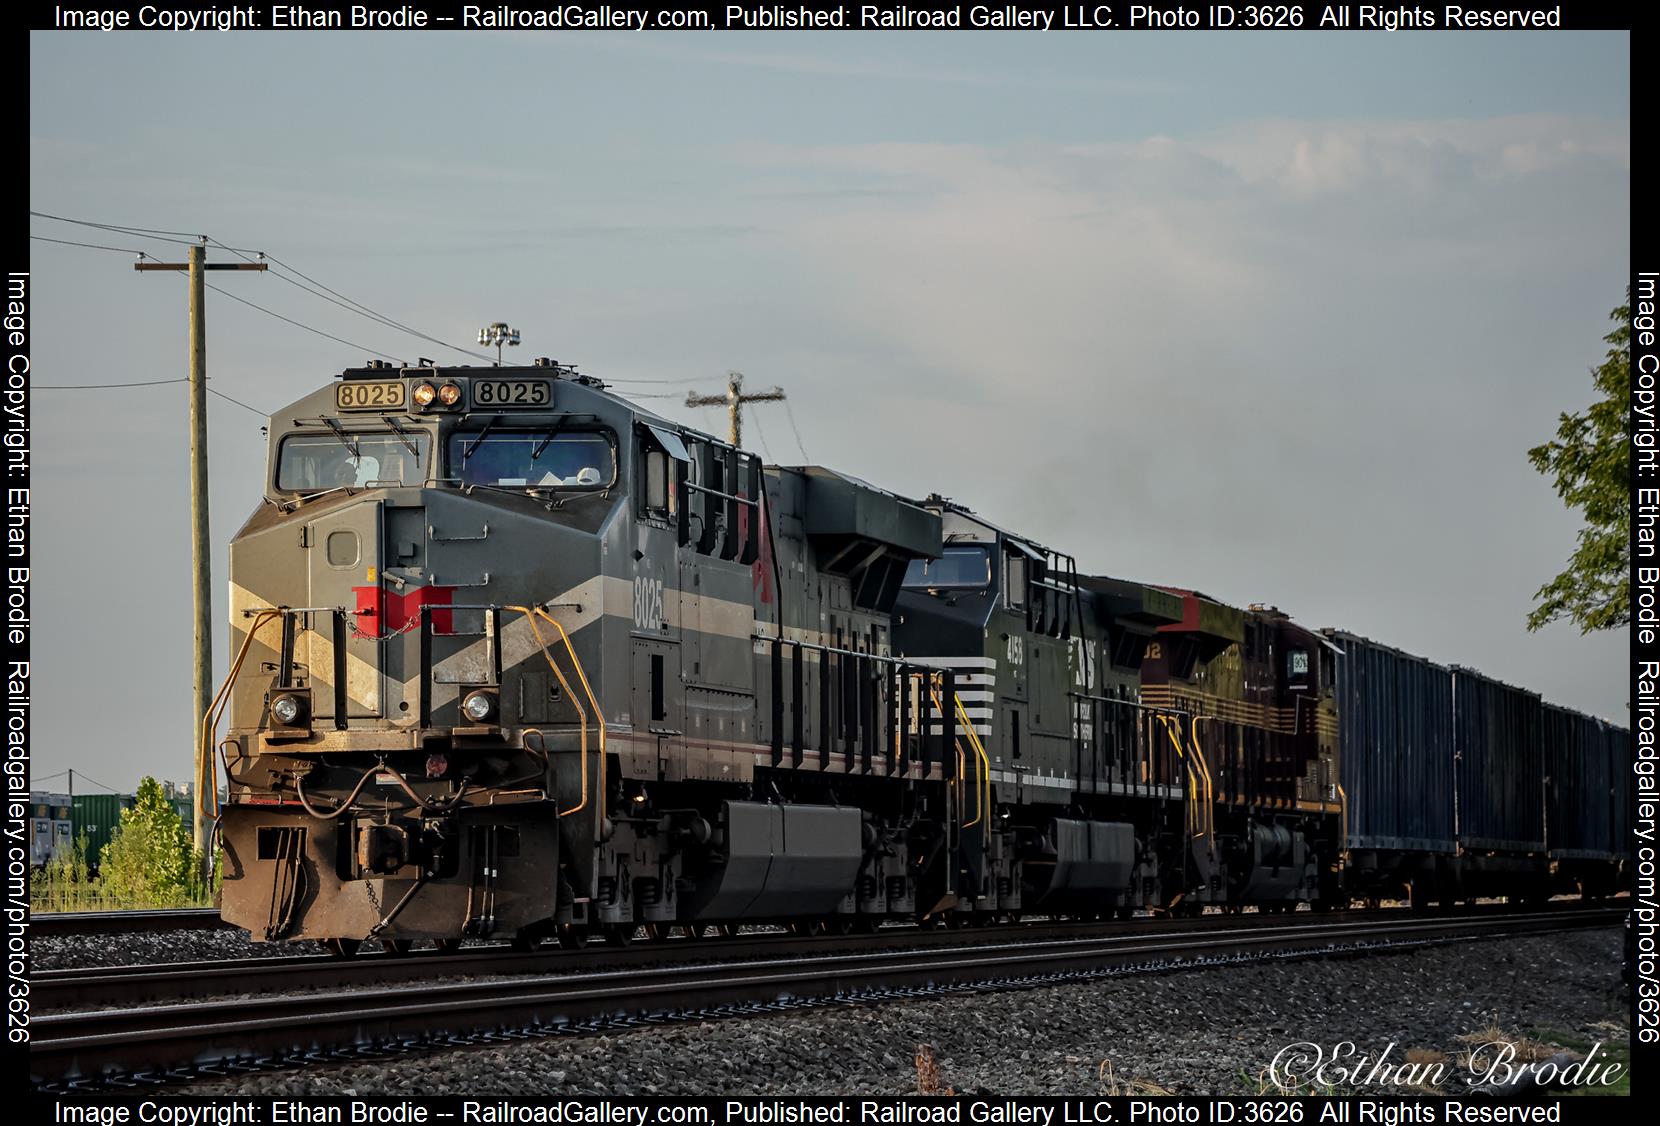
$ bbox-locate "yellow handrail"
[532,608,607,828]
[1335,782,1348,854]
[1158,715,1212,843]
[1189,715,1216,808]
[201,610,281,821]
[952,691,993,833]
[513,607,589,818]
[928,679,992,831]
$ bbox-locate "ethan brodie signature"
[1266,1040,1625,1092]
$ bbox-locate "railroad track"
[30,906,1621,1089]
[33,905,1414,1011]
[32,908,226,937]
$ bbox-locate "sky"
[27,30,1631,795]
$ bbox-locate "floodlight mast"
[477,322,521,366]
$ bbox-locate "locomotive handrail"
[1156,714,1214,844]
[681,480,760,507]
[927,680,991,830]
[202,609,282,824]
[952,689,993,831]
[512,606,591,820]
[531,607,608,828]
[1188,715,1217,809]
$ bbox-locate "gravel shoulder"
[183,927,1628,1097]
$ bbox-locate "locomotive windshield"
[276,432,428,491]
[902,544,991,590]
[448,430,616,489]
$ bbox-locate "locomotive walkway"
[30,905,1622,1089]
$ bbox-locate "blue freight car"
[1451,667,1548,899]
[1323,631,1455,904]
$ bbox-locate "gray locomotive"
[215,362,1628,952]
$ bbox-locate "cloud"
[701,114,1628,714]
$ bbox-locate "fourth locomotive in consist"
[214,362,1632,953]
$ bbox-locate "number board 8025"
[472,380,552,408]
[336,381,407,410]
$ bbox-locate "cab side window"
[641,447,669,518]
[637,425,686,524]
[1004,551,1027,612]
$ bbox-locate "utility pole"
[685,372,785,450]
[136,243,267,879]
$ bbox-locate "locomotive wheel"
[642,922,672,944]
[604,924,636,947]
[381,939,414,956]
[831,917,856,936]
[435,938,464,954]
[787,919,826,938]
[511,933,543,952]
[556,925,585,950]
[1115,906,1135,920]
[323,938,361,959]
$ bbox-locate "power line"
[608,375,728,386]
[208,386,270,417]
[212,239,495,364]
[782,397,811,462]
[65,771,125,795]
[31,234,154,256]
[204,280,406,363]
[750,407,776,462]
[31,211,224,250]
[260,249,497,363]
[31,210,205,240]
[38,210,501,368]
[36,378,189,389]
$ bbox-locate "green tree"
[1528,292,1631,633]
[98,777,193,907]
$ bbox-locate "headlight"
[412,382,437,408]
[462,690,498,724]
[438,382,463,407]
[271,693,306,726]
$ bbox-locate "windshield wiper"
[381,415,419,457]
[322,417,359,459]
[530,417,567,462]
[462,415,501,462]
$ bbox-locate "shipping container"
[28,791,74,867]
[71,793,135,872]
[1452,668,1544,854]
[1543,704,1617,859]
[169,797,194,829]
[1324,631,1455,853]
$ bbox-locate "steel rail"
[30,907,1621,1087]
[31,909,227,937]
[29,906,1407,1011]
[33,900,1622,1010]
